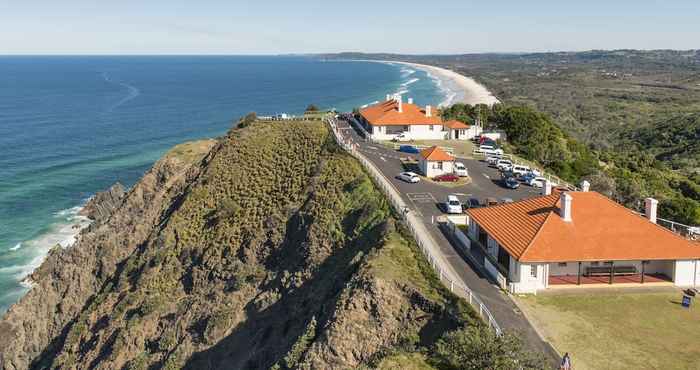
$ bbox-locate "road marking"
[482,174,490,179]
[380,156,387,162]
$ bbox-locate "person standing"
[561,352,572,370]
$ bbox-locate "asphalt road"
[336,118,561,366]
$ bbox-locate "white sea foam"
[401,78,420,87]
[1,205,91,284]
[101,72,141,112]
[400,67,416,77]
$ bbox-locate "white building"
[358,95,480,141]
[467,187,700,294]
[418,146,455,178]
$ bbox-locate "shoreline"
[371,60,500,107]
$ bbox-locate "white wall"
[674,260,699,287]
[509,261,548,294]
[419,158,453,178]
[468,219,478,239]
[408,124,449,140]
[485,258,508,289]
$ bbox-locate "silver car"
[397,171,420,183]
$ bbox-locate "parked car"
[392,132,413,142]
[500,170,515,180]
[454,162,468,177]
[500,198,514,204]
[398,145,420,154]
[445,195,463,214]
[467,197,481,208]
[528,176,548,188]
[496,159,513,171]
[397,172,420,183]
[478,144,504,156]
[434,173,460,182]
[486,156,501,166]
[512,164,531,176]
[504,177,520,189]
[519,172,537,183]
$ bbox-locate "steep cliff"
[0,121,479,370]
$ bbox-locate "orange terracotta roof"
[443,120,469,129]
[359,100,442,126]
[467,191,700,263]
[419,146,454,161]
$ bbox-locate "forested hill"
[0,118,545,370]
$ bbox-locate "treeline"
[442,103,700,225]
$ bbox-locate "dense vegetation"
[18,118,546,369]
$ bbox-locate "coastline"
[373,60,500,107]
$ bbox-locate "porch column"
[609,261,615,285]
[577,262,582,285]
[641,262,645,284]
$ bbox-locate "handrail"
[326,116,503,335]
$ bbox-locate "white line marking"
[482,174,490,179]
[380,156,387,162]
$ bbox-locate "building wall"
[548,260,674,277]
[419,158,453,178]
[674,260,699,287]
[407,124,448,140]
[509,261,548,294]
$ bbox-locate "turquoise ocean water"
[0,56,446,313]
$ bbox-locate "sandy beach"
[378,61,500,107]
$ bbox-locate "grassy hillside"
[4,119,546,369]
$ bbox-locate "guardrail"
[327,116,502,335]
[630,211,700,241]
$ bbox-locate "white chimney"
[543,180,552,196]
[397,96,403,112]
[408,97,413,104]
[645,198,658,224]
[386,94,391,101]
[426,105,432,117]
[580,180,590,192]
[560,192,573,222]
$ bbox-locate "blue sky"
[1,0,698,54]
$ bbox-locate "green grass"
[165,139,217,163]
[517,290,700,370]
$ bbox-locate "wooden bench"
[585,265,637,276]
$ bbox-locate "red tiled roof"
[419,146,454,161]
[443,120,469,129]
[467,191,700,262]
[359,100,442,126]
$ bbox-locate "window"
[530,266,538,278]
[558,262,567,267]
[429,125,435,131]
[604,261,614,266]
[436,162,443,170]
[591,261,600,266]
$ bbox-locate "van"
[454,162,468,177]
[496,159,513,171]
[486,156,501,166]
[512,164,531,176]
[479,145,504,156]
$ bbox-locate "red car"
[433,173,460,182]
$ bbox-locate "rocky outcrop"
[0,140,216,370]
[80,182,126,223]
[0,122,473,370]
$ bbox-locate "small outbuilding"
[418,146,455,178]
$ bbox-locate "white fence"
[327,116,502,335]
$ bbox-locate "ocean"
[0,56,447,313]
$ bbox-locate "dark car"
[504,177,520,189]
[467,197,481,208]
[433,173,460,182]
[484,197,499,207]
[500,170,515,179]
[398,145,420,154]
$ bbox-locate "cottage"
[466,185,700,294]
[418,146,454,178]
[358,95,480,141]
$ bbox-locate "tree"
[236,112,257,128]
[431,326,547,370]
[305,104,319,112]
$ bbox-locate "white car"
[512,164,531,176]
[528,177,547,188]
[486,156,501,166]
[397,171,420,183]
[479,145,504,156]
[454,162,468,177]
[392,132,412,142]
[445,195,463,214]
[496,159,513,171]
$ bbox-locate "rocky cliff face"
[0,121,476,370]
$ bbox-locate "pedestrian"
[560,352,572,370]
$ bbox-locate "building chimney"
[645,198,658,224]
[386,94,391,101]
[543,180,552,196]
[580,180,590,192]
[426,105,432,117]
[408,97,413,104]
[397,96,403,113]
[560,192,573,222]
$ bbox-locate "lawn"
[517,290,700,370]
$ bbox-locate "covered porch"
[547,260,675,288]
